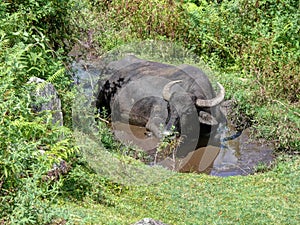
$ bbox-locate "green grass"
[53,155,300,224]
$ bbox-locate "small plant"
[254,162,271,173]
[155,125,182,168]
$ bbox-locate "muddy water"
[73,60,274,177]
[211,126,274,176]
[112,121,274,176]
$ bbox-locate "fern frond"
[36,68,65,90]
[48,68,65,84]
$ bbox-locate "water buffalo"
[96,55,226,157]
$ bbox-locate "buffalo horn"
[196,82,225,107]
[162,80,182,101]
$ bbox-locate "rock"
[44,160,71,181]
[28,77,63,126]
[132,218,169,225]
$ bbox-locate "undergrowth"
[0,1,112,223]
[75,0,299,152]
[0,0,299,224]
[184,0,299,152]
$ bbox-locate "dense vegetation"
[84,0,299,150]
[0,0,78,222]
[0,0,299,224]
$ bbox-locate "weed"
[155,125,182,167]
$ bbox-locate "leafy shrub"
[1,164,61,224]
[109,0,188,40]
[182,0,299,152]
[77,0,189,55]
[0,1,79,222]
[58,160,119,206]
[3,0,76,51]
[184,0,299,102]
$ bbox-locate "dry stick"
[98,117,110,124]
[0,178,4,191]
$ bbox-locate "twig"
[98,117,110,124]
[0,178,4,191]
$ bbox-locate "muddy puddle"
[112,121,274,176]
[73,60,274,177]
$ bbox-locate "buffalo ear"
[198,111,218,126]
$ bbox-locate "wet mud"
[112,121,274,176]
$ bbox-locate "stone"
[28,77,63,126]
[132,218,169,225]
